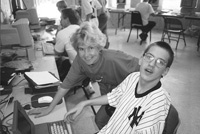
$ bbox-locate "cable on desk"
[1,124,10,134]
[11,78,26,87]
[1,112,13,134]
[5,117,13,127]
[0,94,10,104]
[0,109,4,119]
[2,112,13,124]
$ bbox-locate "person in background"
[55,8,94,95]
[97,0,110,49]
[28,22,140,130]
[50,0,68,34]
[78,0,102,27]
[64,41,174,134]
[54,8,80,82]
[56,0,67,12]
[135,0,156,41]
[54,8,80,63]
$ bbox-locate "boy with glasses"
[64,41,174,134]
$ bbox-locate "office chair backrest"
[131,11,143,26]
[164,17,183,30]
[163,104,180,134]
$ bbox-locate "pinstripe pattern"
[98,72,171,134]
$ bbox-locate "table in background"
[108,8,132,34]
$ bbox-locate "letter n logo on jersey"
[128,106,145,128]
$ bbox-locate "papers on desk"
[24,71,60,89]
[127,8,135,12]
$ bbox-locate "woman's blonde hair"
[71,21,107,51]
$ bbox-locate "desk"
[0,53,72,134]
[155,11,184,18]
[108,8,132,34]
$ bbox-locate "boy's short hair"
[71,22,107,51]
[143,41,174,68]
[61,8,80,25]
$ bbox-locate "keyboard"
[42,42,55,55]
[48,120,69,134]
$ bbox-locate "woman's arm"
[28,87,70,118]
[65,95,108,122]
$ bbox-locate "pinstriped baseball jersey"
[99,72,171,134]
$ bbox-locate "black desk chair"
[127,11,152,44]
[70,78,97,115]
[79,77,96,115]
[163,104,180,134]
[161,17,186,50]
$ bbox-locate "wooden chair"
[127,11,152,44]
[161,17,186,50]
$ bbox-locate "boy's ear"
[139,56,143,66]
[162,67,170,77]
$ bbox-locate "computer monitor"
[0,24,21,46]
[12,18,34,47]
[0,18,34,47]
[12,100,35,134]
[15,7,39,25]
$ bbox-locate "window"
[161,0,182,11]
[35,0,60,19]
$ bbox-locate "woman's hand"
[64,102,85,123]
[28,107,52,118]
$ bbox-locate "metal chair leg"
[182,32,187,46]
[127,28,132,42]
[81,86,97,115]
[175,34,181,50]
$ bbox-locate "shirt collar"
[135,81,162,98]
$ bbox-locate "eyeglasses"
[143,53,167,68]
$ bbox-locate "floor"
[65,28,200,134]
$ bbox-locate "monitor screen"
[0,24,20,46]
[12,100,35,134]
